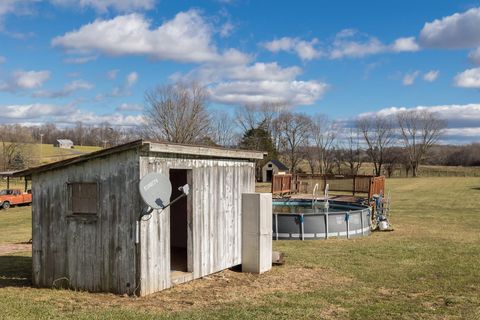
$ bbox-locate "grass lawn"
[0,177,479,319]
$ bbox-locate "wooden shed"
[262,159,289,182]
[17,140,265,296]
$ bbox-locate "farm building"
[53,139,74,149]
[16,140,266,296]
[262,159,289,182]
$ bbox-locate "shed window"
[268,164,272,168]
[68,183,98,215]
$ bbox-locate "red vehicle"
[0,189,32,209]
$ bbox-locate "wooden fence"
[295,174,385,199]
[271,174,293,195]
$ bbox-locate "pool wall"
[273,200,371,240]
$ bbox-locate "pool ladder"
[312,183,330,210]
[312,183,319,208]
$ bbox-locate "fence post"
[352,175,356,196]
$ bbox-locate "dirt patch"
[0,243,31,255]
[37,266,354,316]
[133,266,353,312]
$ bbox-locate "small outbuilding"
[53,139,74,149]
[262,159,289,182]
[17,140,265,296]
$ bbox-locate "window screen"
[68,183,98,215]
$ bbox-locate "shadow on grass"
[471,187,480,191]
[0,255,32,288]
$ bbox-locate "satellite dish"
[139,172,172,210]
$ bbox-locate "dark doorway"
[266,170,273,182]
[169,169,191,273]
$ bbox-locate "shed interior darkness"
[169,169,189,274]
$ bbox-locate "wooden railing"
[295,174,385,199]
[271,174,293,195]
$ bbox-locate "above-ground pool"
[273,199,371,240]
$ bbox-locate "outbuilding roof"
[56,139,73,144]
[14,139,266,177]
[268,159,289,171]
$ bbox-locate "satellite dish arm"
[160,184,189,210]
[139,184,189,219]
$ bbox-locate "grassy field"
[0,177,479,319]
[28,143,101,164]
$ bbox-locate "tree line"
[142,82,450,178]
[1,81,478,176]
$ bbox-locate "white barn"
[53,139,74,149]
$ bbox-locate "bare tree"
[356,115,395,176]
[275,112,312,173]
[0,125,32,170]
[304,146,319,174]
[340,128,364,175]
[211,111,238,147]
[311,114,336,174]
[396,109,446,177]
[144,82,211,144]
[235,103,285,150]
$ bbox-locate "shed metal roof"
[268,159,289,171]
[56,139,73,144]
[14,139,266,177]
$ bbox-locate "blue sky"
[1,0,480,143]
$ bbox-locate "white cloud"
[423,70,439,82]
[12,70,50,89]
[106,69,118,80]
[50,0,155,13]
[469,47,480,65]
[0,102,145,126]
[0,103,75,119]
[0,55,5,63]
[3,30,35,40]
[219,22,234,38]
[175,61,327,106]
[176,62,302,83]
[330,30,386,59]
[402,71,420,86]
[126,71,138,87]
[357,103,480,143]
[64,55,97,64]
[419,7,480,49]
[262,37,322,61]
[209,80,328,106]
[0,70,51,91]
[262,30,421,60]
[0,0,35,29]
[391,37,420,52]
[52,10,251,65]
[116,103,143,112]
[68,111,146,126]
[454,67,480,88]
[32,79,93,98]
[359,104,480,121]
[96,72,139,100]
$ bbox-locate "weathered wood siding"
[32,149,139,294]
[139,156,255,296]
